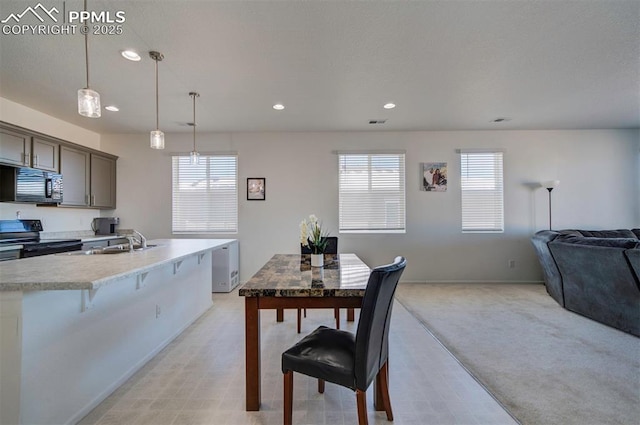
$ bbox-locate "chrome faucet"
[132,230,147,249]
[126,236,135,252]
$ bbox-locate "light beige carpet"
[396,283,640,425]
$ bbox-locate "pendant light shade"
[190,150,200,165]
[189,92,200,165]
[150,130,164,149]
[149,51,165,149]
[78,88,101,118]
[78,0,100,118]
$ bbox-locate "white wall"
[0,98,100,150]
[0,97,104,230]
[101,129,640,283]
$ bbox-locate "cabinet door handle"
[85,194,89,205]
[34,155,39,166]
[91,195,95,205]
[24,153,30,166]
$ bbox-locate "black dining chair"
[298,237,339,333]
[282,256,407,425]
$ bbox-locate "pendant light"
[149,51,165,149]
[189,92,200,165]
[77,0,100,118]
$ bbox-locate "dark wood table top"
[238,253,371,297]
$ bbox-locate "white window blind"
[460,151,504,233]
[338,153,406,233]
[172,155,238,234]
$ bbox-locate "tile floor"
[78,290,517,425]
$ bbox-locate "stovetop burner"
[0,219,82,259]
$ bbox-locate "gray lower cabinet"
[81,238,128,251]
[0,125,59,171]
[81,240,108,250]
[60,147,117,209]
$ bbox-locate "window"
[459,150,504,233]
[338,152,406,233]
[172,155,238,233]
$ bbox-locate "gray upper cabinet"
[60,148,117,209]
[0,126,30,167]
[1,121,117,209]
[31,137,59,172]
[90,154,116,209]
[0,124,59,172]
[60,145,90,207]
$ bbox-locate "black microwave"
[0,166,63,204]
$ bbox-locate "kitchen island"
[0,239,235,425]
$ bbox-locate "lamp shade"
[150,130,165,150]
[78,88,101,118]
[542,180,560,189]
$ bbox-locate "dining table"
[239,253,389,411]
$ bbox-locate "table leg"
[245,297,261,411]
[276,308,284,322]
[347,308,355,322]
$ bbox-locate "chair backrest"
[354,256,406,391]
[300,236,338,254]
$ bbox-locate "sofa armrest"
[625,248,640,289]
[531,231,564,305]
[549,241,640,336]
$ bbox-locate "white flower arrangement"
[299,214,330,254]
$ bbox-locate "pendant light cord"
[191,92,197,151]
[84,0,90,89]
[193,94,195,151]
[155,58,159,130]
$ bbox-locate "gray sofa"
[531,229,640,337]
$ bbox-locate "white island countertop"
[0,239,235,291]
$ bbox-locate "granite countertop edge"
[238,288,366,297]
[0,239,235,292]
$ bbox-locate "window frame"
[459,149,504,233]
[171,154,239,234]
[338,151,406,234]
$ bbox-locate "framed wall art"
[421,162,447,192]
[247,178,266,200]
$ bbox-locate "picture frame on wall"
[421,162,447,192]
[247,178,266,200]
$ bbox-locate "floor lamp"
[542,180,560,230]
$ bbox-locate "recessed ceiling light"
[273,104,285,110]
[104,105,119,112]
[121,50,141,61]
[383,103,396,109]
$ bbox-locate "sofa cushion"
[555,235,640,249]
[575,229,637,239]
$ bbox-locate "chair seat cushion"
[282,326,356,390]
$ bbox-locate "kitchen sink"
[59,244,159,256]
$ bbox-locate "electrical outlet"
[508,260,516,269]
[156,305,161,318]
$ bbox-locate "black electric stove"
[0,219,82,261]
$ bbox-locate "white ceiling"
[0,0,638,134]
